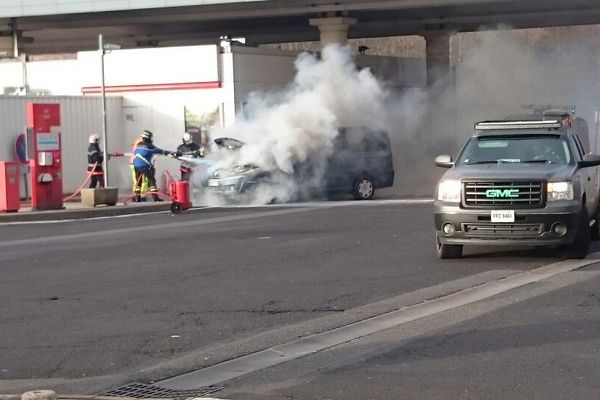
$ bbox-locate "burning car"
[206,127,395,203]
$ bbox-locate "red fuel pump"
[27,103,63,210]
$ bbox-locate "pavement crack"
[47,357,67,377]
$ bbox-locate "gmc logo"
[485,189,519,198]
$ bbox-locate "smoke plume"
[198,44,389,205]
[192,25,600,205]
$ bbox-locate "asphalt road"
[1,200,599,398]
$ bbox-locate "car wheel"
[353,176,375,200]
[591,206,600,241]
[436,233,463,259]
[566,208,590,259]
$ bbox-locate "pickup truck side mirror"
[435,154,455,168]
[578,153,600,168]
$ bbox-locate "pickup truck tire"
[353,176,375,200]
[436,233,463,258]
[591,207,600,240]
[565,209,590,259]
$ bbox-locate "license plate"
[207,179,220,187]
[491,210,515,223]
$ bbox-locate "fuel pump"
[27,103,63,210]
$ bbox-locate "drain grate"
[100,382,223,399]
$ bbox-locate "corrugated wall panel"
[0,96,123,196]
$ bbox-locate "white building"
[0,44,302,195]
[0,43,424,197]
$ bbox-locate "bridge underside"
[1,0,600,55]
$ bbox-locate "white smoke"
[198,44,389,205]
[190,26,600,205]
[383,26,600,196]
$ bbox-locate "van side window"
[334,128,391,153]
[334,131,349,150]
[365,132,389,151]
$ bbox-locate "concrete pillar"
[0,36,13,58]
[309,17,357,47]
[423,31,453,86]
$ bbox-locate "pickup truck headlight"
[437,180,461,202]
[547,181,573,201]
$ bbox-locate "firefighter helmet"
[141,130,153,140]
[89,134,100,143]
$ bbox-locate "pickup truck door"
[572,134,598,216]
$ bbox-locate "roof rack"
[474,119,564,131]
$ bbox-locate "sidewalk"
[0,197,172,223]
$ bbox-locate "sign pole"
[99,34,109,187]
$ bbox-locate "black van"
[207,127,395,202]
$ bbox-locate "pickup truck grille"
[463,223,543,238]
[463,181,545,208]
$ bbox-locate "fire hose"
[65,153,188,207]
[63,161,98,202]
[63,151,126,202]
[122,161,176,205]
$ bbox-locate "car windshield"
[456,134,573,166]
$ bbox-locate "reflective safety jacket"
[130,138,143,165]
[87,142,104,168]
[132,142,168,170]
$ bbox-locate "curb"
[0,203,172,223]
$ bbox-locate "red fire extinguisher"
[169,180,192,214]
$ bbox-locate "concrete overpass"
[2,0,600,83]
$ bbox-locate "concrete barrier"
[81,187,119,207]
[21,390,57,400]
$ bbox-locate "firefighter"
[87,134,104,188]
[130,136,148,199]
[176,132,205,181]
[132,130,175,202]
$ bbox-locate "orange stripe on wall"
[81,81,222,94]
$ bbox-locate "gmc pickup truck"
[434,117,600,259]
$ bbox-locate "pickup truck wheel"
[353,176,375,200]
[566,209,590,259]
[436,234,463,259]
[591,207,600,241]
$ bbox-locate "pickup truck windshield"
[456,134,573,166]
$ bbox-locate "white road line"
[159,253,600,389]
[0,205,342,247]
[0,199,431,225]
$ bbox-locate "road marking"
[0,205,345,247]
[0,199,431,225]
[158,253,600,389]
[0,199,430,245]
[224,198,433,208]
